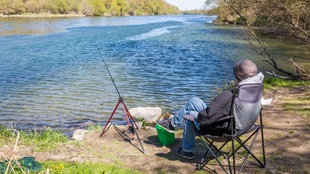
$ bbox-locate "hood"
[238,72,264,85]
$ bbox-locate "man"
[157,59,264,159]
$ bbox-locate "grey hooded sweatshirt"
[198,72,264,136]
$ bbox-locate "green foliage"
[0,0,180,16]
[109,0,121,16]
[54,0,70,14]
[91,0,106,16]
[117,0,127,15]
[0,126,13,138]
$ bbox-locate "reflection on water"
[0,15,309,134]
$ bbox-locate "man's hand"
[184,115,195,121]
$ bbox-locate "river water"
[0,15,309,133]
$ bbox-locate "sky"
[165,0,207,11]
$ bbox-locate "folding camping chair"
[195,83,266,174]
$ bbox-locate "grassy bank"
[0,13,85,17]
[264,78,310,118]
[0,127,142,173]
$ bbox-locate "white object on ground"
[261,97,273,105]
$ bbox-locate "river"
[0,15,309,133]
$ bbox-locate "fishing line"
[97,48,122,100]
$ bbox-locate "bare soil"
[1,86,310,174]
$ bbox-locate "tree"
[222,0,310,80]
[91,0,106,16]
[117,0,127,15]
[55,0,69,14]
[0,0,180,16]
[0,0,25,15]
[79,0,94,15]
[108,0,120,16]
[209,0,310,41]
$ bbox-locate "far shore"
[0,13,162,18]
[0,13,135,18]
[0,13,87,18]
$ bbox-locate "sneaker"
[176,147,195,160]
[156,118,175,132]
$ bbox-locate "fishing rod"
[97,48,122,101]
[97,48,145,153]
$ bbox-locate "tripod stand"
[97,48,145,153]
[99,97,145,153]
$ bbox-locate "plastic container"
[155,123,175,146]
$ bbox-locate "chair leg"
[238,132,259,172]
[197,137,231,174]
[232,138,236,174]
[198,127,266,174]
[197,139,220,170]
[196,136,212,169]
[261,126,266,168]
[233,129,265,173]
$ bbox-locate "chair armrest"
[217,115,234,122]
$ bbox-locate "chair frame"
[196,84,266,174]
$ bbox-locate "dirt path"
[2,86,310,173]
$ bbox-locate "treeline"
[0,0,180,16]
[207,0,309,42]
[182,10,210,15]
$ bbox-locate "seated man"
[157,59,264,159]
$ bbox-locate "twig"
[290,58,306,74]
[1,129,26,174]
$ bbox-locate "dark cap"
[234,59,257,81]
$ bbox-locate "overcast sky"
[165,0,207,10]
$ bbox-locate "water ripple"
[2,15,306,134]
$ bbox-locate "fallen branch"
[266,71,289,79]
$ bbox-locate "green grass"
[20,128,68,151]
[264,77,310,117]
[282,99,310,118]
[0,161,143,174]
[0,127,67,151]
[41,161,143,174]
[264,77,310,89]
[0,127,142,174]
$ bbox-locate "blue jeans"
[171,97,207,152]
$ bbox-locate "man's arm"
[198,90,233,126]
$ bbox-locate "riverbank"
[1,84,309,173]
[0,13,86,18]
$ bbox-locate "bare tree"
[223,0,310,80]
